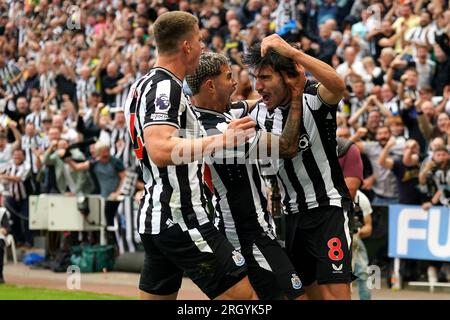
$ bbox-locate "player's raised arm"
[261,34,346,105]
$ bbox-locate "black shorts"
[285,206,353,286]
[139,222,247,299]
[241,234,304,300]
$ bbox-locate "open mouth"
[261,93,271,103]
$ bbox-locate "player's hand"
[281,62,306,99]
[261,34,297,59]
[225,116,256,147]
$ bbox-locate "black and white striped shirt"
[249,81,351,214]
[25,111,48,132]
[0,61,25,96]
[124,67,209,235]
[194,103,274,249]
[18,26,27,48]
[406,26,435,46]
[110,126,133,169]
[115,76,135,110]
[21,134,44,174]
[6,162,30,201]
[76,76,96,109]
[39,72,56,98]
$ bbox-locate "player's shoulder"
[303,79,320,96]
[194,107,228,134]
[138,68,182,93]
[152,74,181,91]
[143,69,184,110]
[154,68,183,86]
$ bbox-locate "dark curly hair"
[243,42,300,77]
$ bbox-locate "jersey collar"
[153,67,183,86]
[193,106,233,121]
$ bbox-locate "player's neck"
[154,56,187,81]
[192,94,226,113]
[280,93,292,108]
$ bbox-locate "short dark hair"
[243,42,299,77]
[185,52,229,95]
[152,11,199,54]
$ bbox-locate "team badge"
[291,274,302,290]
[232,250,245,267]
[298,133,311,152]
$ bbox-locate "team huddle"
[124,11,353,300]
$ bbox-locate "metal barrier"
[29,194,106,245]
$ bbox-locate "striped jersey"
[124,67,210,235]
[115,75,135,110]
[0,60,25,96]
[110,126,134,169]
[76,76,96,109]
[249,81,351,214]
[21,134,44,174]
[39,72,57,106]
[25,111,48,132]
[194,102,275,249]
[5,161,30,201]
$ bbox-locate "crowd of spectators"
[0,0,449,283]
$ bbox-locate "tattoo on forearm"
[279,96,303,157]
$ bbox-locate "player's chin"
[264,98,278,109]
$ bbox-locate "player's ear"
[205,79,214,92]
[181,40,190,54]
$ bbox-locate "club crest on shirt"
[298,133,311,152]
[232,250,245,267]
[291,274,302,290]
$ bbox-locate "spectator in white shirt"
[336,46,368,81]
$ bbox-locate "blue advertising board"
[388,205,450,262]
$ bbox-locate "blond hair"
[94,141,110,155]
